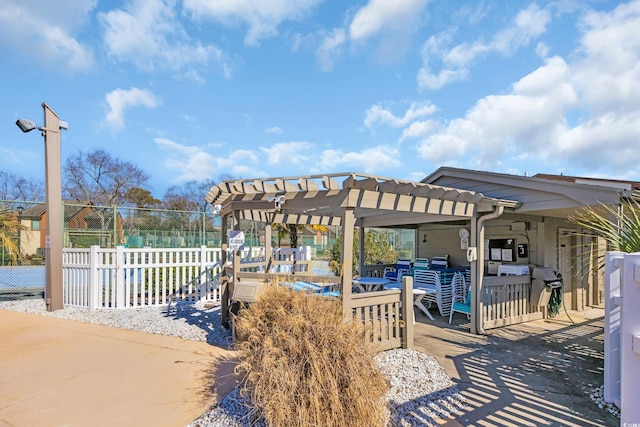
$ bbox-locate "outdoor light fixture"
[15,103,66,312]
[16,118,37,133]
[274,195,286,211]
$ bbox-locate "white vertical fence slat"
[61,245,306,310]
[88,245,99,310]
[115,246,125,309]
[604,251,623,407]
[621,253,640,424]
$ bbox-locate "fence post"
[199,245,207,303]
[401,275,414,349]
[88,245,100,310]
[604,252,624,405]
[115,245,125,308]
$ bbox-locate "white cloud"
[348,0,428,63]
[572,0,640,115]
[260,142,314,167]
[349,0,428,41]
[535,42,550,58]
[555,0,640,171]
[104,87,162,129]
[0,0,95,73]
[155,138,264,182]
[416,67,469,90]
[265,126,283,135]
[417,56,577,167]
[418,3,551,90]
[100,0,229,80]
[365,102,437,129]
[316,28,346,72]
[415,0,640,177]
[317,146,402,173]
[183,0,323,46]
[399,120,438,142]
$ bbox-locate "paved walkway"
[414,307,619,427]
[0,310,238,427]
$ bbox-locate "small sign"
[229,231,245,250]
[45,235,50,249]
[460,237,469,249]
[517,243,529,258]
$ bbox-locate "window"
[32,220,40,231]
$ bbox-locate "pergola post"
[470,216,479,334]
[220,213,230,327]
[264,223,272,272]
[358,225,365,278]
[341,208,355,319]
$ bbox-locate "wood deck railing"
[482,275,543,329]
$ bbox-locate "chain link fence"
[1,200,339,296]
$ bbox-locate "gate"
[603,251,640,423]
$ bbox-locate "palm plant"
[0,206,25,265]
[568,197,640,253]
[272,223,328,248]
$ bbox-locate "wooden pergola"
[205,172,518,337]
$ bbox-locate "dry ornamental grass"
[233,282,390,427]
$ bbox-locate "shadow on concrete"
[413,309,619,427]
[192,351,240,407]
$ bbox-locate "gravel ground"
[0,298,233,347]
[191,348,468,427]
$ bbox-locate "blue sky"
[1,0,638,199]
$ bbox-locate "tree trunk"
[288,224,298,248]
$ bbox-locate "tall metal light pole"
[16,103,66,311]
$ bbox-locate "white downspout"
[474,205,504,335]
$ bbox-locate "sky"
[1,0,639,200]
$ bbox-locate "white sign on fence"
[229,231,245,250]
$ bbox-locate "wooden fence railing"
[230,266,414,351]
[481,275,543,329]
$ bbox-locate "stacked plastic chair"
[449,272,471,323]
[412,258,430,272]
[383,259,412,284]
[413,269,453,317]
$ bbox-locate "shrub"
[233,282,390,427]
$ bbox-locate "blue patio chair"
[430,255,449,270]
[383,259,411,284]
[449,272,470,323]
[412,258,430,272]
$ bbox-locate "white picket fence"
[604,251,640,424]
[62,245,310,310]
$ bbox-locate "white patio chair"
[413,269,453,317]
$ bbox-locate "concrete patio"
[415,307,619,426]
[0,310,238,427]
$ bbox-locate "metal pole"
[42,103,64,311]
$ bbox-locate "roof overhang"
[423,167,630,219]
[205,172,519,226]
